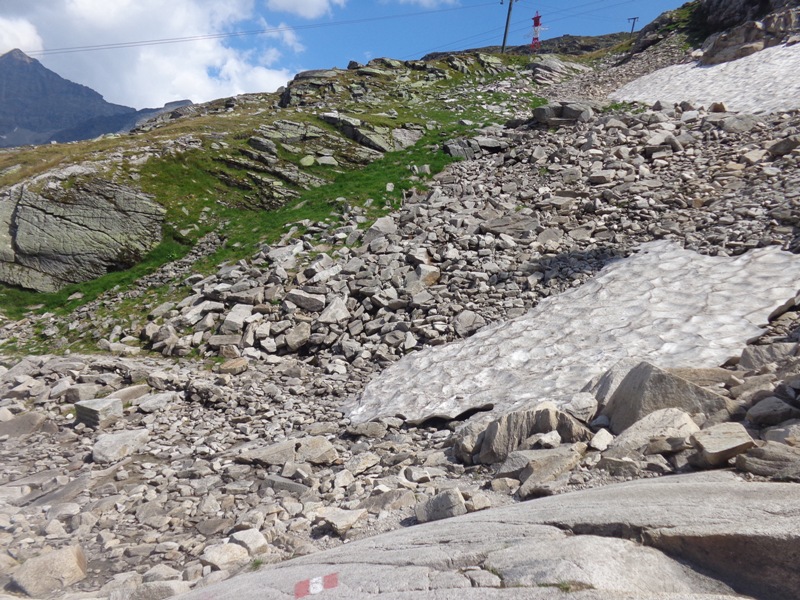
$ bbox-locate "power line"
[25,2,498,57]
[409,0,643,58]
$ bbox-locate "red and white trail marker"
[294,573,339,599]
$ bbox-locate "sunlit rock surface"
[346,241,800,424]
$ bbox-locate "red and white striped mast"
[531,11,543,51]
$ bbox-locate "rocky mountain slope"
[1,1,800,599]
[0,49,190,148]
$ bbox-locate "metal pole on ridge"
[501,0,515,54]
[628,16,640,38]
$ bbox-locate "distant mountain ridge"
[0,49,190,148]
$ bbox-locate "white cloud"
[393,0,458,6]
[0,0,301,108]
[0,17,44,53]
[265,0,346,19]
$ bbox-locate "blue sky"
[0,0,689,108]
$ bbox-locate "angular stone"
[517,444,587,499]
[107,384,151,403]
[691,422,755,467]
[603,362,735,434]
[0,412,47,438]
[346,421,388,439]
[478,404,591,465]
[285,322,311,351]
[314,507,367,536]
[137,391,180,413]
[263,475,309,496]
[219,357,249,375]
[208,334,242,349]
[93,429,149,464]
[239,440,296,466]
[230,529,270,555]
[589,428,614,452]
[358,489,416,514]
[64,383,101,403]
[453,310,486,337]
[75,397,123,428]
[415,264,440,286]
[739,343,797,371]
[415,489,467,524]
[125,581,191,599]
[362,216,397,244]
[200,543,250,571]
[768,135,800,157]
[562,392,598,423]
[285,289,326,312]
[142,564,182,582]
[317,296,350,324]
[612,408,700,452]
[735,441,800,481]
[220,304,253,335]
[763,419,800,446]
[11,546,87,597]
[344,451,380,475]
[747,396,800,427]
[296,437,339,465]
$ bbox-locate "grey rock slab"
[296,436,339,465]
[172,473,778,600]
[0,181,164,292]
[415,488,467,523]
[230,529,270,555]
[201,543,250,571]
[603,362,735,434]
[75,397,123,427]
[285,322,311,351]
[238,440,296,466]
[691,422,755,467]
[317,296,351,324]
[735,441,800,481]
[0,411,47,438]
[358,489,416,514]
[484,534,735,595]
[478,404,591,464]
[746,396,800,427]
[345,242,800,424]
[285,289,326,312]
[93,429,150,464]
[517,444,587,499]
[314,507,367,536]
[10,545,87,597]
[763,419,800,445]
[362,216,397,245]
[121,581,192,600]
[611,408,700,452]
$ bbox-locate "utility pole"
[501,0,516,54]
[628,16,639,38]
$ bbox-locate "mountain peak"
[1,48,37,64]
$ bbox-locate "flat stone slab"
[346,241,800,424]
[173,473,797,600]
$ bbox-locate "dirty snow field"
[611,43,800,114]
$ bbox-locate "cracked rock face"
[0,179,164,292]
[175,473,796,600]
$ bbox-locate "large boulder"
[602,362,736,434]
[171,473,798,600]
[700,0,799,31]
[10,546,87,597]
[0,179,164,291]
